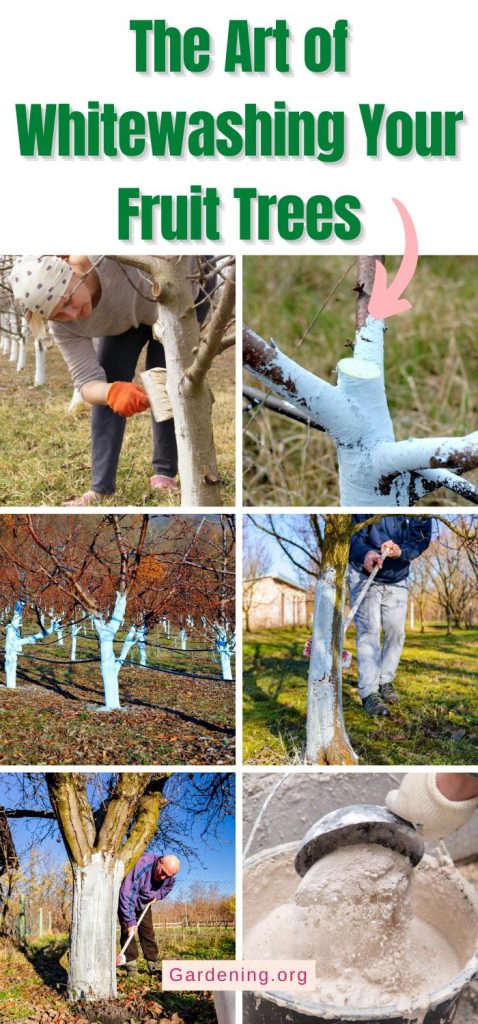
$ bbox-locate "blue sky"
[1,772,235,898]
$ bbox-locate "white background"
[0,0,477,253]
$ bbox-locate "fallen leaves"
[0,658,235,766]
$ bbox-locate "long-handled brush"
[116,899,155,967]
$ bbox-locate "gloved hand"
[386,773,478,839]
[106,382,150,417]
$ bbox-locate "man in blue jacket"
[349,516,432,717]
[118,852,180,974]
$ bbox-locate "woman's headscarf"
[10,255,74,336]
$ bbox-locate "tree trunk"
[216,628,233,680]
[16,336,26,372]
[69,852,124,1002]
[97,632,121,710]
[34,338,46,386]
[117,256,223,505]
[5,608,22,688]
[92,592,127,710]
[306,516,358,765]
[70,622,78,662]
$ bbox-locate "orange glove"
[107,382,150,417]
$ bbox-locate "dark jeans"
[119,905,159,964]
[91,324,178,494]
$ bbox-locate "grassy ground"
[243,625,478,765]
[0,342,235,506]
[0,926,234,1023]
[243,255,478,506]
[0,631,235,765]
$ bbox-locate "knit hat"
[10,256,74,337]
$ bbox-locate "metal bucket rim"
[244,842,478,1020]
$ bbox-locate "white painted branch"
[243,327,351,439]
[417,468,478,504]
[374,432,478,477]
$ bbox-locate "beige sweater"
[51,257,159,389]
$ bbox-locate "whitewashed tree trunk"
[305,517,358,765]
[92,592,127,710]
[70,621,79,661]
[34,338,46,386]
[4,602,59,688]
[180,628,187,651]
[57,623,64,646]
[137,623,147,665]
[9,336,18,363]
[16,336,26,371]
[244,312,478,506]
[215,627,233,681]
[69,852,124,1002]
[2,337,9,355]
[5,603,23,688]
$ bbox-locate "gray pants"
[91,324,178,494]
[348,568,409,700]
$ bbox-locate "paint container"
[140,368,173,423]
[243,841,478,1024]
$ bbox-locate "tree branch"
[185,264,235,391]
[374,433,478,477]
[46,774,96,866]
[243,325,350,438]
[416,469,478,505]
[243,385,325,432]
[119,776,170,875]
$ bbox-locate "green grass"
[243,255,478,505]
[243,625,478,765]
[0,341,235,506]
[0,927,234,1023]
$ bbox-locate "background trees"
[0,513,236,709]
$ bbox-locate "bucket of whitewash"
[243,841,478,1024]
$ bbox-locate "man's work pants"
[348,569,409,700]
[119,904,159,964]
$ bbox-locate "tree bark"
[115,256,230,506]
[306,516,358,766]
[69,853,124,1002]
[46,772,169,1001]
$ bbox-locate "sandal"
[61,490,104,507]
[150,475,179,492]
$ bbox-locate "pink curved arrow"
[368,198,418,320]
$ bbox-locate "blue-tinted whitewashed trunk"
[70,621,79,662]
[215,627,233,681]
[137,623,147,665]
[92,592,127,711]
[5,603,23,688]
[4,602,59,688]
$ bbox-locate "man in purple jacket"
[118,852,180,974]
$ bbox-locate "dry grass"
[243,255,478,506]
[0,342,235,506]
